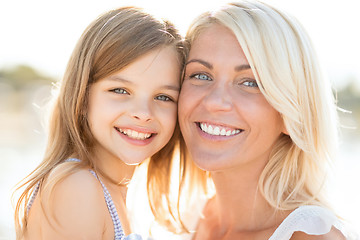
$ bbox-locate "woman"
[177,0,354,239]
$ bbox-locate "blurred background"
[1,0,359,239]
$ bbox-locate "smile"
[198,122,243,136]
[115,127,153,140]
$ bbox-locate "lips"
[114,127,154,140]
[197,122,243,136]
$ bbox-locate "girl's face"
[88,46,180,165]
[179,25,285,172]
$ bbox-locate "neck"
[209,159,282,232]
[92,149,137,201]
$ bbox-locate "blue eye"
[111,88,128,94]
[156,95,173,102]
[190,73,212,81]
[242,80,258,88]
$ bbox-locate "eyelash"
[189,73,258,89]
[110,88,174,102]
[241,79,258,88]
[110,88,129,94]
[189,73,212,81]
[155,94,174,102]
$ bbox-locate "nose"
[130,99,153,122]
[203,85,233,112]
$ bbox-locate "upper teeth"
[119,128,151,140]
[200,123,241,136]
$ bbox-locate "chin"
[119,155,148,166]
[124,158,146,166]
[190,153,227,172]
[124,161,142,166]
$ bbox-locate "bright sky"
[1,0,359,88]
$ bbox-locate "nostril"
[132,113,152,122]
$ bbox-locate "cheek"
[254,105,284,140]
[236,93,274,119]
[87,98,102,127]
[178,83,198,119]
[236,95,283,133]
[158,105,178,133]
[259,100,284,131]
[178,99,187,122]
[89,98,116,121]
[88,95,126,133]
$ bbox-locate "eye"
[155,94,174,102]
[236,78,261,94]
[110,88,129,94]
[242,79,258,88]
[190,73,212,81]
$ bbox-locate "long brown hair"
[14,7,185,238]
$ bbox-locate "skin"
[87,45,180,185]
[25,46,181,239]
[179,24,345,240]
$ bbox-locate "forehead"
[188,24,249,66]
[115,46,180,85]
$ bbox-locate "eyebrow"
[160,85,180,91]
[106,76,180,91]
[235,64,251,72]
[186,59,213,69]
[186,59,251,72]
[107,76,133,84]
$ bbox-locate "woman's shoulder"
[269,205,346,240]
[290,227,346,240]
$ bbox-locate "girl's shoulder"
[269,205,347,240]
[46,160,103,199]
[44,159,104,203]
[43,159,107,216]
[30,161,109,238]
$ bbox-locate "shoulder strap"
[65,158,81,163]
[269,205,340,240]
[26,158,81,213]
[89,169,125,240]
[27,182,40,214]
[27,158,126,240]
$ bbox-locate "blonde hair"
[181,0,338,214]
[14,7,184,238]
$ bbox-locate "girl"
[14,7,184,240]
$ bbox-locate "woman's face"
[88,46,180,165]
[179,25,285,171]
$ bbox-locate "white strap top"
[269,205,350,240]
[174,204,357,240]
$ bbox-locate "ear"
[282,128,289,136]
[281,115,289,135]
[281,123,289,135]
